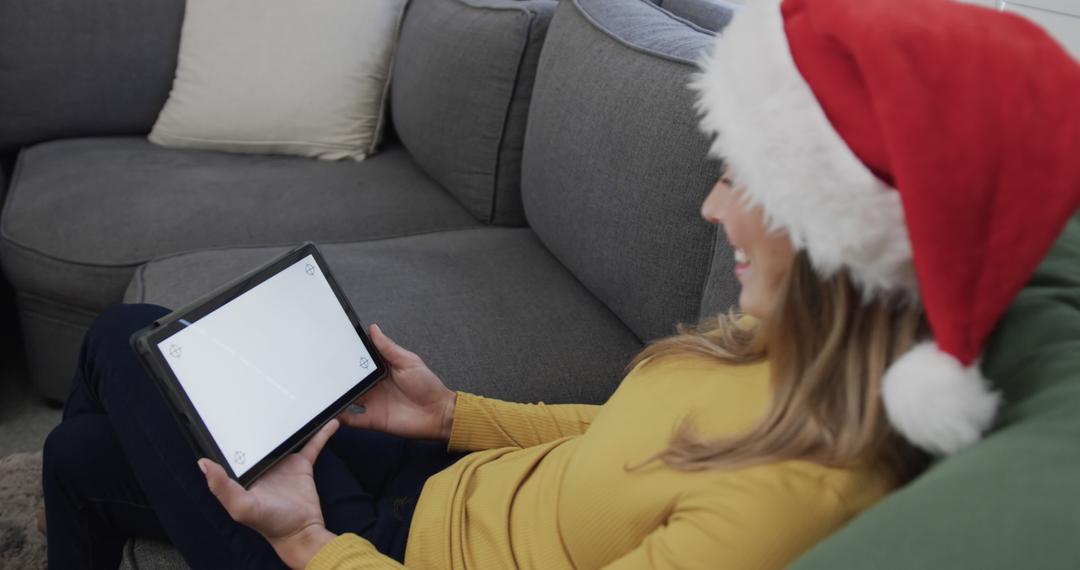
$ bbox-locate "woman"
[41,0,1080,567]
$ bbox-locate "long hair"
[629,252,930,484]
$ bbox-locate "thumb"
[298,419,340,465]
[369,324,420,368]
[199,459,257,525]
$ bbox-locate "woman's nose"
[701,182,727,224]
[701,202,723,224]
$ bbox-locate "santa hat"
[693,0,1080,455]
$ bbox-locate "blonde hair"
[630,252,929,484]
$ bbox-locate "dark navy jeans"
[42,304,463,569]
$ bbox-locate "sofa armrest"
[0,0,185,152]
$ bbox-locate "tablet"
[130,243,386,487]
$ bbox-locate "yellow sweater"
[307,356,894,569]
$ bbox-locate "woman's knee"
[84,304,170,358]
[42,416,118,494]
[42,423,71,493]
[75,304,172,405]
[88,304,170,342]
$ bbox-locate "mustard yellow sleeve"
[600,467,859,570]
[305,533,403,570]
[447,392,601,452]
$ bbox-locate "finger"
[199,459,257,525]
[298,419,340,465]
[369,324,420,367]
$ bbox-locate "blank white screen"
[157,254,373,476]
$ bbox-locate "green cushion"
[792,215,1080,569]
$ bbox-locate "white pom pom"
[882,341,1001,455]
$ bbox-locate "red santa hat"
[693,0,1080,455]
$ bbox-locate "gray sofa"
[0,0,734,407]
[2,0,735,565]
[8,2,1080,570]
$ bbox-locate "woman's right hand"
[337,324,457,441]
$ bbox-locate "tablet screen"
[155,254,377,477]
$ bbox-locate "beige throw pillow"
[149,0,407,161]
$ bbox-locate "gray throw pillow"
[657,0,738,32]
[390,0,557,225]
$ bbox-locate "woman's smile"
[734,247,750,279]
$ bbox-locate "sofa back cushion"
[791,216,1080,569]
[391,0,556,225]
[522,0,736,341]
[0,0,184,153]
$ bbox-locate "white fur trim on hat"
[690,0,917,297]
[882,341,1001,455]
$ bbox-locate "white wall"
[957,0,1080,60]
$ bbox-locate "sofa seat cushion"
[125,227,643,404]
[0,137,480,312]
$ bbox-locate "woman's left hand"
[198,419,341,570]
